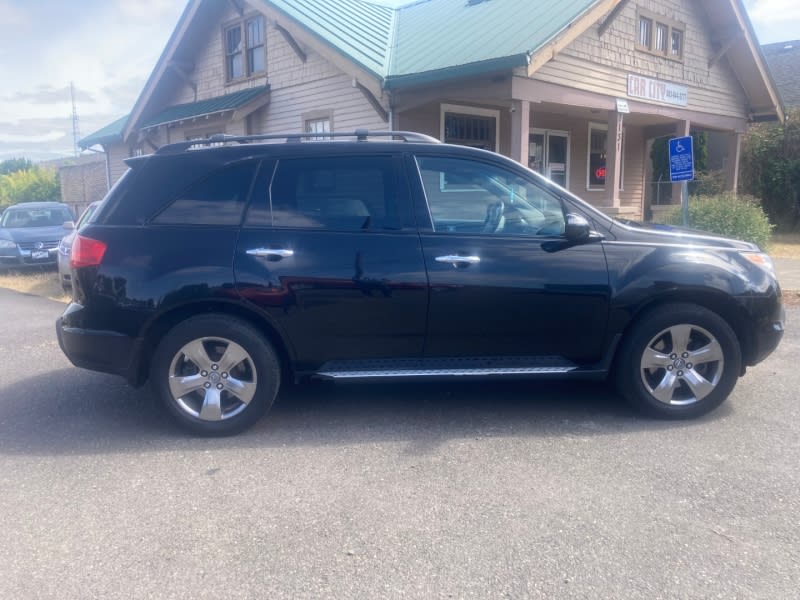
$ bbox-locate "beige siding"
[106,143,129,185]
[172,4,267,105]
[165,3,387,136]
[534,0,748,121]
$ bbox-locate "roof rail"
[155,130,441,154]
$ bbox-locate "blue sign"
[669,136,694,182]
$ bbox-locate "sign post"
[668,136,694,226]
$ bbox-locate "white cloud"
[0,130,66,144]
[748,0,800,23]
[0,0,28,27]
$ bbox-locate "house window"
[224,15,266,82]
[586,123,624,191]
[636,9,684,61]
[440,104,500,152]
[305,117,331,140]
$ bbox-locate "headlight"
[58,240,71,256]
[739,251,776,278]
[0,239,17,249]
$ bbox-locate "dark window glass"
[226,25,243,80]
[153,161,258,226]
[443,113,496,150]
[270,156,399,231]
[246,17,265,74]
[589,128,607,188]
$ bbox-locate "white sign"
[615,98,630,113]
[627,74,688,107]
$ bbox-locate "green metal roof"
[263,0,599,87]
[388,0,599,87]
[268,0,395,78]
[140,85,270,128]
[79,114,129,149]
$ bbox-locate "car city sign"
[627,74,688,107]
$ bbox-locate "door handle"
[246,248,295,259]
[435,255,480,265]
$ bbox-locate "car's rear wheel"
[615,303,741,419]
[151,315,280,435]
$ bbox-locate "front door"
[528,129,570,189]
[412,153,609,364]
[234,154,429,372]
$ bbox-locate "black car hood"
[609,220,759,251]
[0,225,71,243]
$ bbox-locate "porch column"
[510,99,530,166]
[672,119,691,202]
[605,110,624,208]
[724,132,742,192]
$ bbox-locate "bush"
[740,108,800,230]
[665,193,774,249]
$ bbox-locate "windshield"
[0,206,73,228]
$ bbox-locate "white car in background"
[58,201,101,292]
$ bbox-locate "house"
[80,0,783,220]
[762,40,800,109]
[40,154,108,216]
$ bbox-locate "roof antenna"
[70,82,81,157]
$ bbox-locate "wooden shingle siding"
[534,0,748,120]
[166,5,388,135]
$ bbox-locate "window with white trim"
[636,9,684,61]
[440,104,499,152]
[586,123,624,192]
[224,15,266,82]
[305,117,331,140]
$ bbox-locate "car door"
[234,153,429,372]
[411,153,610,364]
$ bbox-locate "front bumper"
[0,247,58,267]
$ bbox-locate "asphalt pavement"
[0,287,797,599]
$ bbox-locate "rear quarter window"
[151,161,259,226]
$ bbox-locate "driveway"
[0,287,797,599]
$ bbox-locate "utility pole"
[70,82,81,157]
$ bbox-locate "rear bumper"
[56,313,139,382]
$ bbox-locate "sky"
[0,0,797,162]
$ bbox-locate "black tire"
[614,303,741,419]
[151,315,280,436]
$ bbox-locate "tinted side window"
[152,161,258,226]
[416,156,565,237]
[270,156,400,231]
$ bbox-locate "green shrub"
[665,193,774,249]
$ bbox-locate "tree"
[740,108,800,231]
[0,166,61,209]
[0,157,33,176]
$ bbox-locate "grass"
[770,232,800,259]
[0,268,69,302]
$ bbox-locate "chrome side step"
[315,357,579,380]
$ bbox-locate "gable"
[531,0,780,121]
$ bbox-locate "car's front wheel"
[615,303,741,419]
[151,315,280,435]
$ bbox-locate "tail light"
[70,234,107,268]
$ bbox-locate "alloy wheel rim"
[639,323,724,406]
[168,337,257,421]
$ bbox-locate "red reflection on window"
[595,167,606,181]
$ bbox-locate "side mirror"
[564,213,591,243]
[63,221,75,230]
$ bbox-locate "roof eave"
[123,0,203,141]
[384,54,529,90]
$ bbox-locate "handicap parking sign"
[669,136,694,182]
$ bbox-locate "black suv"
[57,131,784,435]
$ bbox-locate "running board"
[315,356,579,380]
